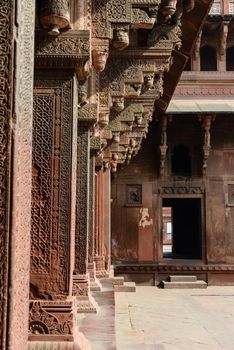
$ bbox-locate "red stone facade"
[113,1,234,286]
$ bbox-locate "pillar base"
[95,256,109,278]
[88,262,102,291]
[73,273,99,313]
[28,334,91,350]
[28,299,90,348]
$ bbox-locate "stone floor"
[79,285,234,350]
[115,286,234,350]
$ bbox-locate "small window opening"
[200,45,217,71]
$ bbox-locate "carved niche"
[31,73,76,299]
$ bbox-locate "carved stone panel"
[126,184,142,206]
[28,300,76,341]
[75,126,90,275]
[31,73,75,298]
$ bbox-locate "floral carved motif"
[29,301,74,336]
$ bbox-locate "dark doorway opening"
[162,198,202,259]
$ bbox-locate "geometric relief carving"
[31,76,73,298]
[32,95,54,274]
[75,126,90,275]
[126,184,142,206]
[159,186,204,195]
[228,184,234,205]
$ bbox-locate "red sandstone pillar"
[95,170,109,277]
[87,156,102,291]
[103,167,111,273]
[29,72,89,349]
[73,123,98,313]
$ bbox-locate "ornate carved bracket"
[198,114,216,176]
[78,103,97,126]
[157,114,172,176]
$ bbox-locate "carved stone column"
[103,167,112,274]
[218,20,230,72]
[29,72,90,349]
[0,1,35,349]
[193,31,201,71]
[73,104,98,313]
[95,170,109,278]
[198,114,216,176]
[87,156,102,291]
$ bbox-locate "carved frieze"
[158,186,205,194]
[35,30,90,68]
[78,103,97,125]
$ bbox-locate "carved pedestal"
[73,274,99,313]
[28,299,91,349]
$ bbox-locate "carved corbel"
[158,114,172,176]
[78,103,98,126]
[111,96,125,113]
[111,153,119,173]
[112,26,130,50]
[90,136,102,157]
[99,112,109,128]
[160,0,178,19]
[112,132,121,143]
[144,72,155,89]
[92,40,109,72]
[198,114,216,176]
[39,0,71,36]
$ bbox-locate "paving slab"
[115,286,234,350]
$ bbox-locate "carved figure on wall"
[126,185,142,205]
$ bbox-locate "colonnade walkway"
[78,284,234,350]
